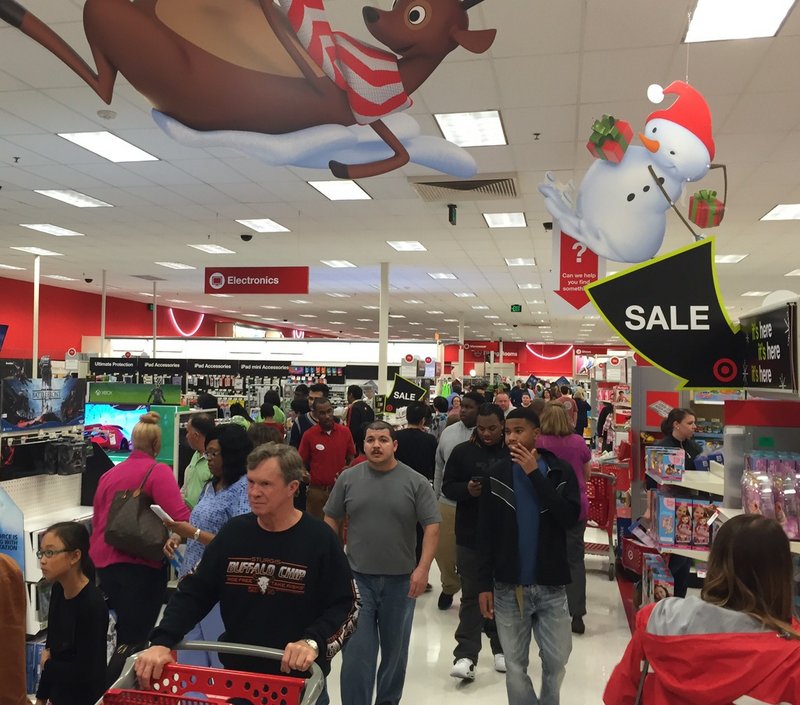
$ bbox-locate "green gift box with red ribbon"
[586,114,633,163]
[688,189,725,228]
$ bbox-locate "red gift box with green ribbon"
[586,114,633,163]
[688,189,725,228]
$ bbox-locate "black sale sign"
[385,374,428,413]
[740,303,798,391]
[586,239,744,389]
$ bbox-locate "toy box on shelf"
[741,450,800,539]
[652,490,716,550]
[642,553,674,604]
[645,446,685,482]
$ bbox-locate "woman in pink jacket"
[605,514,800,705]
[90,411,189,648]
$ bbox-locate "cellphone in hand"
[150,504,174,523]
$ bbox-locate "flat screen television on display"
[83,403,149,452]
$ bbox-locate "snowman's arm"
[647,165,703,242]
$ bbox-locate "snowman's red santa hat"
[646,80,715,161]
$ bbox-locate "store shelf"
[666,546,710,561]
[0,425,84,446]
[645,470,724,495]
[695,432,724,439]
[693,399,725,406]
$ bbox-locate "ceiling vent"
[131,274,168,281]
[410,174,518,202]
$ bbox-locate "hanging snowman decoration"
[539,81,724,264]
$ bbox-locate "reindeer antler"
[462,0,486,9]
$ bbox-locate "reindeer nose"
[363,6,379,23]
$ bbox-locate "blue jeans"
[341,572,416,705]
[493,582,572,705]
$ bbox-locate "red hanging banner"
[555,231,599,310]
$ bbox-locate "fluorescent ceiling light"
[685,0,795,43]
[189,244,236,254]
[20,223,84,237]
[742,290,771,296]
[492,322,505,326]
[584,315,601,319]
[453,292,475,298]
[444,318,459,322]
[299,314,317,318]
[241,313,259,317]
[526,299,544,304]
[290,299,311,304]
[236,218,289,232]
[404,299,424,304]
[485,315,500,319]
[505,257,535,266]
[389,314,405,319]
[363,305,380,310]
[426,310,444,315]
[354,326,367,330]
[472,305,489,310]
[155,261,196,270]
[168,299,189,304]
[260,305,279,309]
[321,259,356,268]
[58,131,158,162]
[761,203,800,221]
[409,322,422,326]
[198,305,216,309]
[44,274,77,281]
[330,321,345,325]
[786,269,800,276]
[387,240,427,251]
[0,263,25,270]
[138,292,161,297]
[357,318,373,322]
[209,293,233,298]
[221,309,237,313]
[715,254,748,264]
[35,189,112,208]
[485,213,527,229]
[308,180,371,200]
[328,310,346,314]
[517,283,540,290]
[327,292,351,298]
[434,110,507,147]
[429,272,457,280]
[10,246,62,256]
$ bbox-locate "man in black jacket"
[477,407,580,705]
[442,403,508,681]
[345,385,375,455]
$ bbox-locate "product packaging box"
[688,189,724,228]
[646,446,685,482]
[692,502,714,548]
[656,494,675,547]
[586,114,633,163]
[651,567,674,602]
[675,500,693,545]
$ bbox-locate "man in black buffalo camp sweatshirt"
[442,402,509,681]
[476,407,580,705]
[135,444,359,705]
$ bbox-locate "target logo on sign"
[610,356,621,366]
[425,357,432,364]
[405,354,414,363]
[209,272,226,290]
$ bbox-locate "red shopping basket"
[103,662,304,705]
[100,641,322,705]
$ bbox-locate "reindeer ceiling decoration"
[0,0,496,178]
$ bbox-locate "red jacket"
[605,601,800,705]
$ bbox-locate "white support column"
[100,269,107,356]
[152,281,158,358]
[458,317,465,381]
[32,256,40,377]
[378,262,389,394]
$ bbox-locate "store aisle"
[325,548,630,705]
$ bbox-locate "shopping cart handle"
[590,471,617,484]
[114,640,324,705]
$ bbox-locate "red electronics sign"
[555,231,599,310]
[204,267,309,294]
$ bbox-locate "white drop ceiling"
[0,0,799,345]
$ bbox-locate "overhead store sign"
[188,360,240,375]
[384,374,428,413]
[740,302,798,392]
[204,267,309,294]
[139,358,187,376]
[89,357,139,376]
[587,239,744,389]
[239,361,292,376]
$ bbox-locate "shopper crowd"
[10,378,800,705]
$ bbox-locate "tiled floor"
[325,539,632,705]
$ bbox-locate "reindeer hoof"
[329,160,350,179]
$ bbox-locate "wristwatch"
[192,527,201,541]
[303,638,319,654]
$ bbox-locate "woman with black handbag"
[89,412,189,652]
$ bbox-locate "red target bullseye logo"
[713,358,737,384]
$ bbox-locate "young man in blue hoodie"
[477,407,581,705]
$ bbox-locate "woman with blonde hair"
[90,411,190,651]
[537,402,591,634]
[605,514,800,704]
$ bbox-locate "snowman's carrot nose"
[639,133,660,153]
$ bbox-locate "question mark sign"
[572,241,588,263]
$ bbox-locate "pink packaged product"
[651,568,674,603]
[656,495,675,547]
[675,501,692,545]
[692,502,714,548]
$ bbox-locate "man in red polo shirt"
[299,398,356,520]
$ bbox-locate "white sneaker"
[494,654,507,673]
[450,658,476,681]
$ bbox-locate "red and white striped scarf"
[279,0,412,125]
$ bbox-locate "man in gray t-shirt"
[325,421,440,705]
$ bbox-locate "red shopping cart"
[585,471,617,580]
[98,641,324,705]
